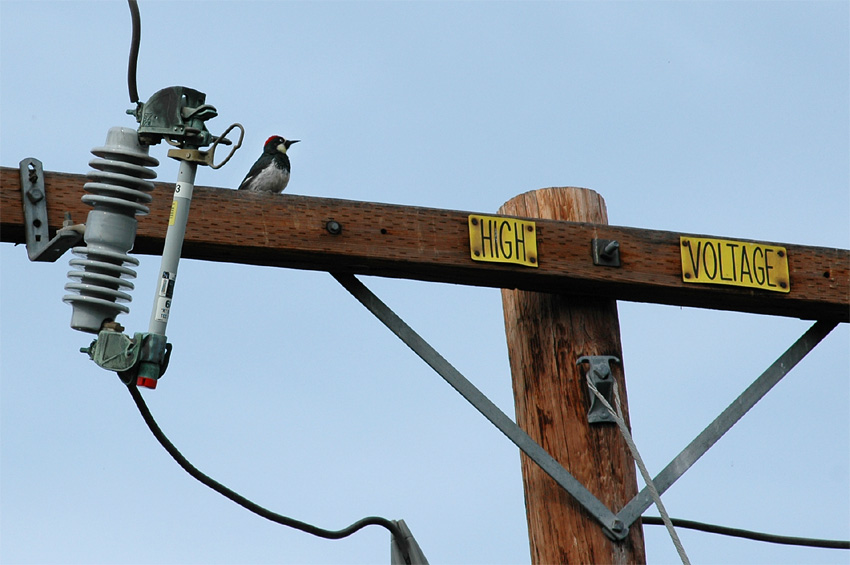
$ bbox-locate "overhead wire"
[126,0,141,104]
[641,516,850,550]
[125,382,412,563]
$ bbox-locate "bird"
[238,135,299,193]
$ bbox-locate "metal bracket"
[592,238,621,267]
[167,148,214,166]
[80,326,173,389]
[165,121,244,170]
[131,86,218,147]
[390,519,429,565]
[18,158,83,262]
[577,355,620,424]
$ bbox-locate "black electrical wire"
[126,379,849,559]
[642,515,850,550]
[127,0,141,104]
[125,383,412,563]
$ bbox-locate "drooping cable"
[586,376,691,564]
[642,516,850,550]
[127,0,141,104]
[125,382,412,563]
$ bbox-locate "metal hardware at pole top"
[71,85,243,389]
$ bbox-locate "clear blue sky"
[1,1,848,564]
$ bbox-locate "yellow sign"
[168,200,178,226]
[680,236,790,293]
[468,215,538,267]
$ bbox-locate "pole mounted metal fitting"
[592,238,621,267]
[72,86,240,389]
[129,86,218,148]
[130,86,243,168]
[326,220,343,235]
[18,158,84,262]
[577,355,621,424]
[80,326,172,388]
[130,86,232,389]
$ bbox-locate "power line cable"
[642,516,850,550]
[123,360,849,559]
[126,0,141,104]
[125,382,413,563]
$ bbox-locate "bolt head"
[326,221,342,235]
[26,188,44,203]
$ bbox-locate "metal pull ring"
[209,122,245,169]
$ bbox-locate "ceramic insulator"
[63,126,159,333]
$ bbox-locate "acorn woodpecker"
[238,136,299,193]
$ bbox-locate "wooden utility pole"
[500,188,646,564]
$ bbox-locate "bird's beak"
[282,139,300,152]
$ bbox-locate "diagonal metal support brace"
[333,272,838,542]
[617,319,838,528]
[331,273,629,540]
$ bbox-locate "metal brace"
[18,158,83,262]
[577,355,620,424]
[333,272,629,540]
[331,274,838,542]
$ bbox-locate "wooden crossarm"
[2,167,847,321]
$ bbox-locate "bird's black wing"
[238,154,271,190]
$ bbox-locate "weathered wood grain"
[2,167,847,321]
[501,188,646,564]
